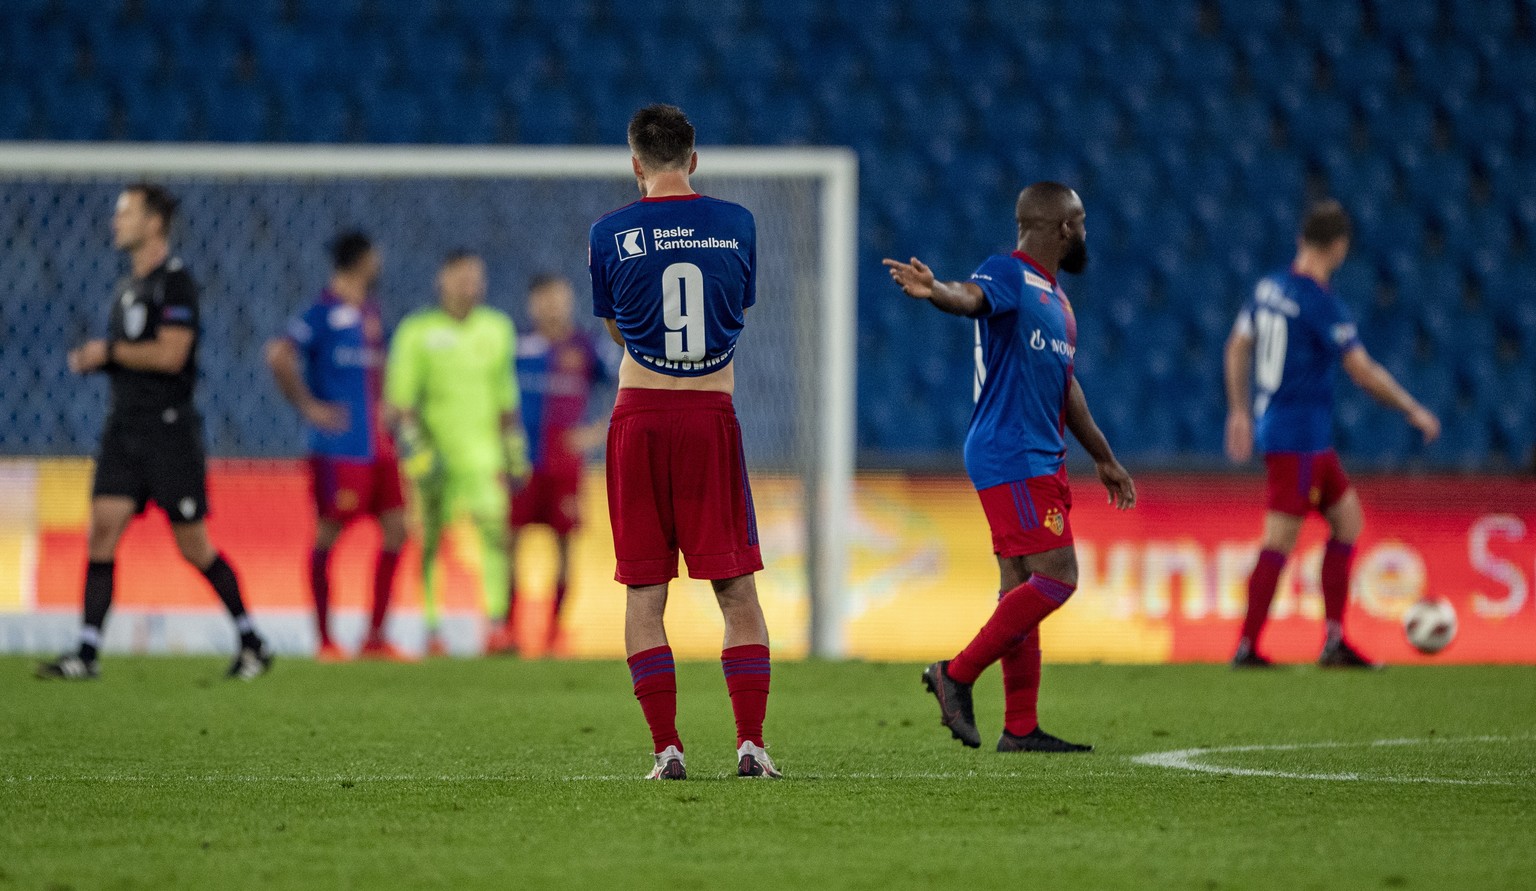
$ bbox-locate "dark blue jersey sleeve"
[969,255,1021,317]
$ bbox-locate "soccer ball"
[1403,598,1457,655]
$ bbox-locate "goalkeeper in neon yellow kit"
[385,250,529,656]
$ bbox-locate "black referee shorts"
[91,405,209,523]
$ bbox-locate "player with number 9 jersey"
[591,195,755,376]
[592,104,777,782]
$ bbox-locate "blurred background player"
[386,250,528,657]
[504,273,614,657]
[1225,200,1442,669]
[266,231,408,662]
[592,104,777,780]
[38,183,271,681]
[884,182,1135,753]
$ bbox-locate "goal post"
[0,142,858,658]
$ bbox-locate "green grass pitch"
[3,657,1533,890]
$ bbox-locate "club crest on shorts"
[1044,507,1065,536]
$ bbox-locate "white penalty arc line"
[1129,734,1534,785]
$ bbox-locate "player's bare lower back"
[616,351,735,394]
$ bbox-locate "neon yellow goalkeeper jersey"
[385,305,518,474]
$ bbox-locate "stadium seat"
[121,83,196,141]
[1485,43,1536,99]
[1279,89,1352,151]
[1162,35,1237,89]
[0,82,33,139]
[1369,0,1440,37]
[1397,146,1472,208]
[1216,0,1283,33]
[84,23,161,81]
[1124,0,1202,34]
[274,84,350,142]
[1358,91,1435,154]
[1402,36,1482,101]
[1326,39,1397,95]
[161,23,243,82]
[1292,0,1364,37]
[509,87,579,144]
[1237,37,1316,96]
[35,79,112,141]
[200,83,271,142]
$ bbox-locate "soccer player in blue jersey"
[494,273,615,658]
[1224,200,1440,668]
[266,232,408,662]
[885,182,1135,753]
[591,104,777,780]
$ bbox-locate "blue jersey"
[284,290,389,460]
[1234,269,1361,454]
[589,194,756,377]
[965,251,1078,490]
[515,329,615,469]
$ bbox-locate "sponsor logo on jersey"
[1030,328,1075,357]
[1023,271,1052,291]
[1044,507,1064,536]
[123,303,147,339]
[616,227,647,261]
[329,305,361,330]
[651,226,740,251]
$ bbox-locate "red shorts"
[975,467,1075,557]
[309,454,405,523]
[606,389,763,586]
[1265,449,1352,516]
[510,465,583,535]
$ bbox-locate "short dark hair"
[1300,199,1352,247]
[124,181,179,233]
[329,231,374,271]
[527,272,567,292]
[627,104,695,171]
[441,248,480,267]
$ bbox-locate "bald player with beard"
[885,182,1135,754]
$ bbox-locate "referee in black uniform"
[37,183,272,680]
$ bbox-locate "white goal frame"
[0,142,858,657]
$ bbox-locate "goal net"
[0,144,856,658]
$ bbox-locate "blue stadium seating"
[1,0,1533,468]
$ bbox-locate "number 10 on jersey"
[663,262,706,362]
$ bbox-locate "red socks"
[948,575,1075,685]
[1000,626,1042,736]
[628,646,681,753]
[369,549,400,638]
[721,644,771,747]
[1240,549,1287,648]
[309,548,332,646]
[1321,539,1355,641]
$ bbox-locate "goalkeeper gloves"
[395,419,440,484]
[504,428,531,481]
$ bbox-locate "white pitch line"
[1129,735,1533,785]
